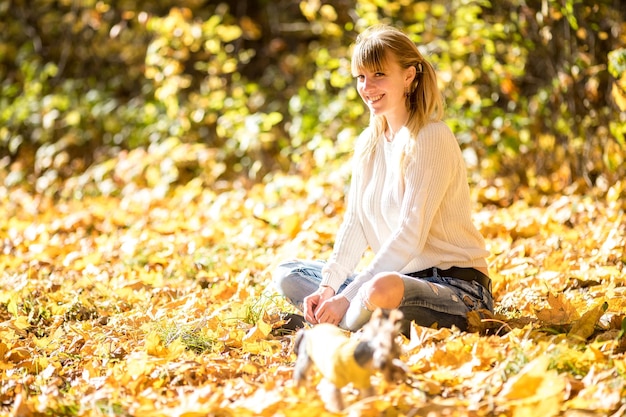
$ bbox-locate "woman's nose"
[361,77,373,91]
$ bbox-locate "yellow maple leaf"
[145,331,186,359]
[568,301,608,342]
[243,316,273,343]
[241,340,279,356]
[534,292,580,325]
[498,355,566,417]
[6,296,18,316]
[12,316,31,331]
[6,346,31,363]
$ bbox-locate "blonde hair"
[351,25,444,170]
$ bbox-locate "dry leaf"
[568,301,608,341]
[535,292,580,325]
[498,356,566,417]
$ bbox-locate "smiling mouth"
[368,94,384,103]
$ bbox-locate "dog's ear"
[388,309,404,332]
[389,309,403,323]
[371,308,384,320]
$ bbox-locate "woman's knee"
[272,264,297,295]
[362,272,405,310]
[272,259,322,304]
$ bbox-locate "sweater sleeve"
[340,122,461,300]
[320,145,370,293]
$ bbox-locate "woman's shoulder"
[419,120,455,137]
[414,121,457,149]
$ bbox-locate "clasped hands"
[303,286,349,326]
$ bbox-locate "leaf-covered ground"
[1,173,625,417]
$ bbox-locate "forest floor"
[1,173,625,416]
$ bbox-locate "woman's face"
[354,55,414,118]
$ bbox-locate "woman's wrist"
[319,285,336,297]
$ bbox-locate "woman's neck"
[384,112,410,142]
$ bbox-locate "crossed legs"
[274,260,492,333]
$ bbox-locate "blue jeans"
[272,259,494,333]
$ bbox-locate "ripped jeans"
[272,259,494,333]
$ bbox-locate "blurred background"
[1,0,624,203]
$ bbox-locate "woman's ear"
[404,65,417,86]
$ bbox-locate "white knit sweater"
[321,121,489,301]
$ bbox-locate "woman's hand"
[314,295,350,326]
[303,286,335,324]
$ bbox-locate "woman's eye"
[375,72,385,77]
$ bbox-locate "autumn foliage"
[1,0,625,192]
[1,174,625,416]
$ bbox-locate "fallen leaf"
[498,356,566,417]
[12,316,31,331]
[535,292,580,325]
[568,301,608,341]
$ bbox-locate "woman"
[273,24,493,333]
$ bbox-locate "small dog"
[293,309,406,411]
